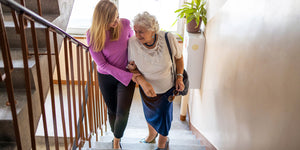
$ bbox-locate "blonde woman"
[87,0,139,149]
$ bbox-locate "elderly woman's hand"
[132,72,141,83]
[176,76,185,91]
[136,76,157,97]
[142,81,157,97]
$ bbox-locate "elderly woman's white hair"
[133,11,160,33]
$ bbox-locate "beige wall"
[189,0,300,149]
[53,38,89,81]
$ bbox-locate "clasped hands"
[127,61,140,82]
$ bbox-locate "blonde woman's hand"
[176,76,185,91]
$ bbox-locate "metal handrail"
[0,0,89,49]
[72,61,95,150]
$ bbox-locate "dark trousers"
[97,72,135,138]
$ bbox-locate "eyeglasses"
[168,90,179,102]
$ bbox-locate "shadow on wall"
[192,0,300,149]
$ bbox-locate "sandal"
[112,139,122,149]
[155,137,169,150]
[139,133,158,143]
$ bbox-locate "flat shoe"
[140,138,156,143]
[112,139,122,149]
[112,143,122,149]
[139,133,158,143]
[155,137,169,150]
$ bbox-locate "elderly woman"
[127,12,185,150]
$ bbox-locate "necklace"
[144,34,157,47]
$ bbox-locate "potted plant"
[174,0,207,33]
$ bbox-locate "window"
[67,0,185,36]
[66,0,99,35]
[118,0,180,32]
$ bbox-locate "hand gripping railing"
[0,0,107,149]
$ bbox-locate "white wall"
[206,0,227,20]
[189,0,300,149]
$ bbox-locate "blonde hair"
[133,11,159,33]
[89,0,121,52]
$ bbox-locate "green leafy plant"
[173,0,207,27]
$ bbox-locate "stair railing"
[0,0,107,149]
[10,0,42,35]
[19,0,42,16]
[72,61,107,150]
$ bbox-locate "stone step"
[1,0,60,21]
[3,21,48,49]
[0,90,31,140]
[0,89,44,149]
[84,141,206,150]
[2,10,60,23]
[0,142,17,150]
[81,128,203,150]
[95,135,201,146]
[34,127,202,149]
[0,49,41,90]
[97,129,198,142]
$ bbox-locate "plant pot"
[187,18,202,33]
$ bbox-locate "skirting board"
[53,80,88,85]
[188,106,217,150]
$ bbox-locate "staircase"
[0,0,206,150]
[0,0,74,149]
[82,89,206,150]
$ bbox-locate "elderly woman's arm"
[135,75,157,97]
[127,61,157,97]
[175,56,185,91]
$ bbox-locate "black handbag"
[165,32,189,96]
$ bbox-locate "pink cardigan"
[87,18,134,86]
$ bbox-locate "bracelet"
[176,74,184,78]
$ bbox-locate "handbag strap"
[165,32,173,63]
[165,32,176,82]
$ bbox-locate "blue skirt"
[139,86,174,136]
